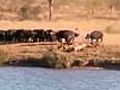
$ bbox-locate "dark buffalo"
[56,30,79,45]
[12,29,32,43]
[85,30,103,44]
[45,29,57,42]
[5,29,16,42]
[22,30,33,42]
[32,29,46,42]
[12,29,25,42]
[0,30,5,42]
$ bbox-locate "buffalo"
[0,30,5,42]
[12,29,33,43]
[32,29,46,42]
[56,30,79,45]
[45,29,57,42]
[12,29,26,42]
[22,30,33,42]
[5,29,16,42]
[85,30,103,45]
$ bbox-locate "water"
[0,67,120,90]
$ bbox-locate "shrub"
[41,50,73,69]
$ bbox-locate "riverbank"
[0,20,120,69]
[0,43,119,70]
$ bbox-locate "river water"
[0,67,120,90]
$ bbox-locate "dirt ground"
[0,19,120,61]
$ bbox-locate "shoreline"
[0,41,119,70]
[0,64,120,71]
[1,44,120,70]
[0,20,119,70]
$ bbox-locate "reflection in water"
[0,67,120,90]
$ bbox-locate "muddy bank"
[1,45,120,70]
[3,57,120,70]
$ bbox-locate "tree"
[47,0,53,21]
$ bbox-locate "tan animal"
[63,44,88,52]
[73,44,88,52]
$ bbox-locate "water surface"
[0,67,120,90]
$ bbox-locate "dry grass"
[0,18,119,68]
[104,23,120,34]
[0,0,120,21]
[0,0,120,68]
[0,50,8,65]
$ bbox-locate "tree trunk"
[48,0,52,21]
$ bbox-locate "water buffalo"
[56,30,79,45]
[0,30,5,42]
[5,29,16,42]
[32,29,46,42]
[45,29,57,42]
[23,30,33,42]
[85,30,103,44]
[12,29,32,43]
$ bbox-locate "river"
[0,67,120,90]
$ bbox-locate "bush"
[42,51,73,69]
